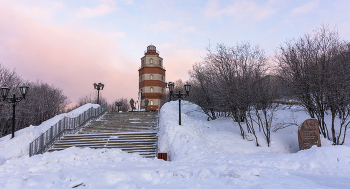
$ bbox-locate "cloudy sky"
[0,0,349,105]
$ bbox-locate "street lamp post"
[93,82,104,104]
[167,82,191,125]
[115,102,122,112]
[1,84,29,139]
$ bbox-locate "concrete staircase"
[48,112,158,158]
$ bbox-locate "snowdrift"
[0,101,349,188]
[0,103,100,162]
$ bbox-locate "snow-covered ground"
[0,101,350,188]
[0,103,100,162]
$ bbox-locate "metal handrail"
[29,103,107,157]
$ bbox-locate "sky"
[0,0,349,105]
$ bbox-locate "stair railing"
[29,103,107,157]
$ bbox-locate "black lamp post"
[115,101,122,112]
[93,82,104,104]
[167,82,191,125]
[1,84,29,139]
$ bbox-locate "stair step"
[53,144,157,148]
[49,112,159,158]
[59,137,158,141]
[53,143,157,147]
[61,135,157,138]
[64,132,157,136]
[55,142,156,145]
[51,146,157,150]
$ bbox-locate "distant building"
[262,75,280,95]
[138,45,166,111]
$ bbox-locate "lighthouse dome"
[147,45,156,51]
[145,45,159,55]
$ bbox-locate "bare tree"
[77,92,107,106]
[0,64,70,137]
[0,63,23,136]
[172,79,185,94]
[248,76,279,146]
[25,81,70,125]
[66,92,107,113]
[108,98,130,112]
[188,42,272,146]
[276,24,350,144]
[189,64,217,120]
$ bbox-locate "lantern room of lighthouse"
[139,45,166,111]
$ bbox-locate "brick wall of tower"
[139,80,165,88]
[139,67,165,76]
[138,46,166,112]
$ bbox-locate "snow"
[0,101,350,188]
[0,103,100,161]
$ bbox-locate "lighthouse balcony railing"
[139,65,165,70]
[144,50,159,55]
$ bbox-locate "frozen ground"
[0,101,349,188]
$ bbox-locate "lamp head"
[1,86,9,100]
[168,82,174,93]
[93,83,97,89]
[19,84,29,99]
[100,83,104,90]
[184,82,191,95]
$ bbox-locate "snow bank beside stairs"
[0,103,100,162]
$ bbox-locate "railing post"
[50,128,53,142]
[40,134,44,153]
[29,142,32,157]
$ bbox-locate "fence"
[273,97,303,105]
[29,103,107,157]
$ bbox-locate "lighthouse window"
[161,76,164,81]
[150,74,153,80]
[150,58,153,64]
[150,87,153,93]
[142,60,144,66]
[159,60,162,66]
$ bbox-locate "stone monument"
[298,119,321,150]
[130,98,135,111]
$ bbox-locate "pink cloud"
[290,1,318,16]
[205,0,278,21]
[75,4,114,18]
[0,2,138,105]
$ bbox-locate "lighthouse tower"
[139,45,166,111]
